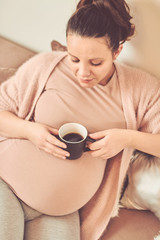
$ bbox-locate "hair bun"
[77,0,93,9]
[77,0,118,10]
[67,0,135,51]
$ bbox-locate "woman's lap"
[24,211,80,240]
[0,178,80,240]
[0,178,24,240]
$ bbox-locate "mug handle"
[84,136,96,152]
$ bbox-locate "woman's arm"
[88,129,160,159]
[0,111,69,159]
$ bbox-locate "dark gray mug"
[58,123,95,160]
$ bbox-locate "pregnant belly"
[0,139,106,215]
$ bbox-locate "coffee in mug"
[63,133,83,142]
[58,123,95,160]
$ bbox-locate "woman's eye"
[91,62,102,66]
[71,58,79,63]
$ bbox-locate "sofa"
[0,35,160,240]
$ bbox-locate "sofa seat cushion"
[101,208,160,240]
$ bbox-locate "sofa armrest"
[0,36,36,84]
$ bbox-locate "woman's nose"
[77,64,91,78]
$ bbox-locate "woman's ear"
[113,44,123,60]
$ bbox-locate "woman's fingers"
[46,133,66,149]
[40,141,70,159]
[89,129,128,159]
[88,137,105,151]
[89,131,106,140]
[35,126,69,159]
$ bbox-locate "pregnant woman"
[0,0,160,240]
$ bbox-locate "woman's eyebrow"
[68,52,104,61]
[68,52,77,57]
[90,58,104,61]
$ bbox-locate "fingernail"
[66,153,70,157]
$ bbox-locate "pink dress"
[0,56,126,215]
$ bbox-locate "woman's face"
[67,34,122,88]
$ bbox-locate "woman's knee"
[0,178,24,223]
[53,211,80,239]
[25,211,80,240]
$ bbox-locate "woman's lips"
[79,78,93,83]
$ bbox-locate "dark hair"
[66,0,135,52]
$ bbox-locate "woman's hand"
[0,111,69,159]
[88,129,129,160]
[27,122,69,159]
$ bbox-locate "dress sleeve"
[137,73,160,134]
[0,73,19,114]
[0,52,58,119]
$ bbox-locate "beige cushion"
[0,36,36,69]
[101,209,160,240]
[51,40,67,52]
[0,36,36,84]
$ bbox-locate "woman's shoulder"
[22,51,67,68]
[13,51,68,81]
[115,61,160,88]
